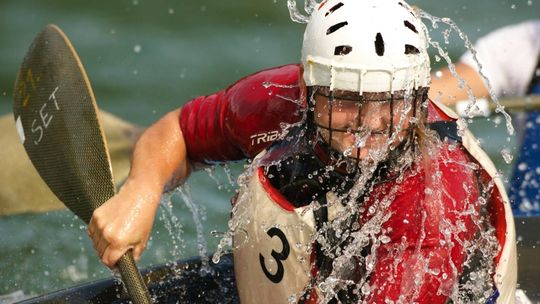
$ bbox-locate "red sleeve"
[179,64,305,165]
[364,144,481,303]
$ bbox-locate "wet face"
[313,88,415,161]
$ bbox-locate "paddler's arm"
[88,64,303,268]
[88,109,190,268]
[429,62,489,105]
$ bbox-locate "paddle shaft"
[491,96,540,112]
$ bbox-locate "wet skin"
[313,90,414,161]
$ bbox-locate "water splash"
[204,167,226,191]
[418,8,515,170]
[286,0,314,24]
[221,164,237,188]
[501,148,514,164]
[419,11,516,134]
[174,185,212,275]
[211,165,259,264]
[159,192,186,259]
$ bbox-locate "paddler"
[88,0,517,302]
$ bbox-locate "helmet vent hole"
[326,21,348,35]
[375,33,385,56]
[325,2,344,17]
[404,44,420,54]
[404,20,418,33]
[334,45,352,56]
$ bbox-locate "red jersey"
[180,64,305,164]
[179,64,500,303]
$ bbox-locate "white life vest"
[232,168,316,303]
[232,101,517,304]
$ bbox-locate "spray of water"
[417,9,516,166]
[159,193,187,260]
[419,11,515,132]
[286,0,318,24]
[174,185,212,275]
[212,157,264,264]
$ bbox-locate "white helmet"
[301,0,430,93]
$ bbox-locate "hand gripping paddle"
[13,24,152,303]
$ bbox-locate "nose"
[361,106,389,132]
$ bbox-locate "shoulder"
[223,63,305,114]
[226,64,303,94]
[222,64,306,157]
[179,64,305,163]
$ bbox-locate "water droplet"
[168,8,174,14]
[379,235,391,244]
[478,197,487,205]
[519,199,534,212]
[429,267,440,275]
[501,148,513,164]
[510,4,516,9]
[133,44,142,53]
[361,283,371,295]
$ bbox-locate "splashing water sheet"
[174,185,212,275]
[159,192,187,262]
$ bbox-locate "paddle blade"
[12,24,114,224]
[12,25,152,304]
[0,111,142,216]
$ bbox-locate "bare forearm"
[88,108,190,267]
